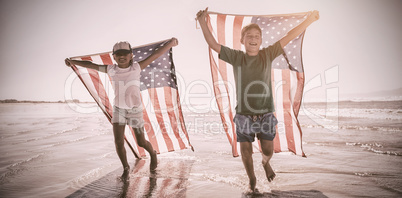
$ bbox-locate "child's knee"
[262,149,273,158]
[137,139,147,148]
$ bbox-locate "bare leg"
[133,127,157,171]
[240,142,256,192]
[260,139,275,182]
[112,123,130,178]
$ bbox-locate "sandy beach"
[0,102,401,197]
[1,0,401,197]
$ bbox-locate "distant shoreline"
[0,99,94,104]
[1,98,401,105]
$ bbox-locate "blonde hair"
[241,23,262,40]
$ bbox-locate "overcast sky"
[0,0,401,102]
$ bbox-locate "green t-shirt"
[219,41,284,115]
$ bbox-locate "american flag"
[70,39,193,158]
[206,12,309,157]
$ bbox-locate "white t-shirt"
[107,63,141,109]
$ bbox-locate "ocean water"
[0,101,401,197]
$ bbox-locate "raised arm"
[279,10,319,48]
[65,58,108,73]
[196,7,221,54]
[138,38,178,70]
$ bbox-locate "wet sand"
[0,103,401,197]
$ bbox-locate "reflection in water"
[68,158,194,198]
[241,189,329,198]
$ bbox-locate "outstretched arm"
[279,10,319,48]
[196,7,221,54]
[138,37,178,70]
[65,58,107,73]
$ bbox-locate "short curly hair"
[241,23,262,41]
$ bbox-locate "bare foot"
[263,161,276,182]
[150,150,157,171]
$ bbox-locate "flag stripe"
[233,16,244,50]
[217,14,227,47]
[143,90,169,153]
[273,69,289,152]
[141,98,160,154]
[71,66,109,119]
[208,48,234,147]
[174,90,190,146]
[148,88,175,152]
[290,71,305,156]
[164,87,186,149]
[207,14,234,148]
[156,87,181,150]
[171,88,190,148]
[216,14,240,156]
[80,56,113,116]
[224,15,234,49]
[100,53,113,65]
[282,69,297,153]
[271,70,282,153]
[293,72,304,117]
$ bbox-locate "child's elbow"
[210,44,221,54]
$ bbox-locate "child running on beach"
[196,8,319,192]
[65,38,178,179]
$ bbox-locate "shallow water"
[0,102,401,197]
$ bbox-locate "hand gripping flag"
[69,39,193,158]
[205,12,309,157]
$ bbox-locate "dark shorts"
[234,113,278,142]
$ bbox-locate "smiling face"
[240,24,262,56]
[113,50,133,68]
